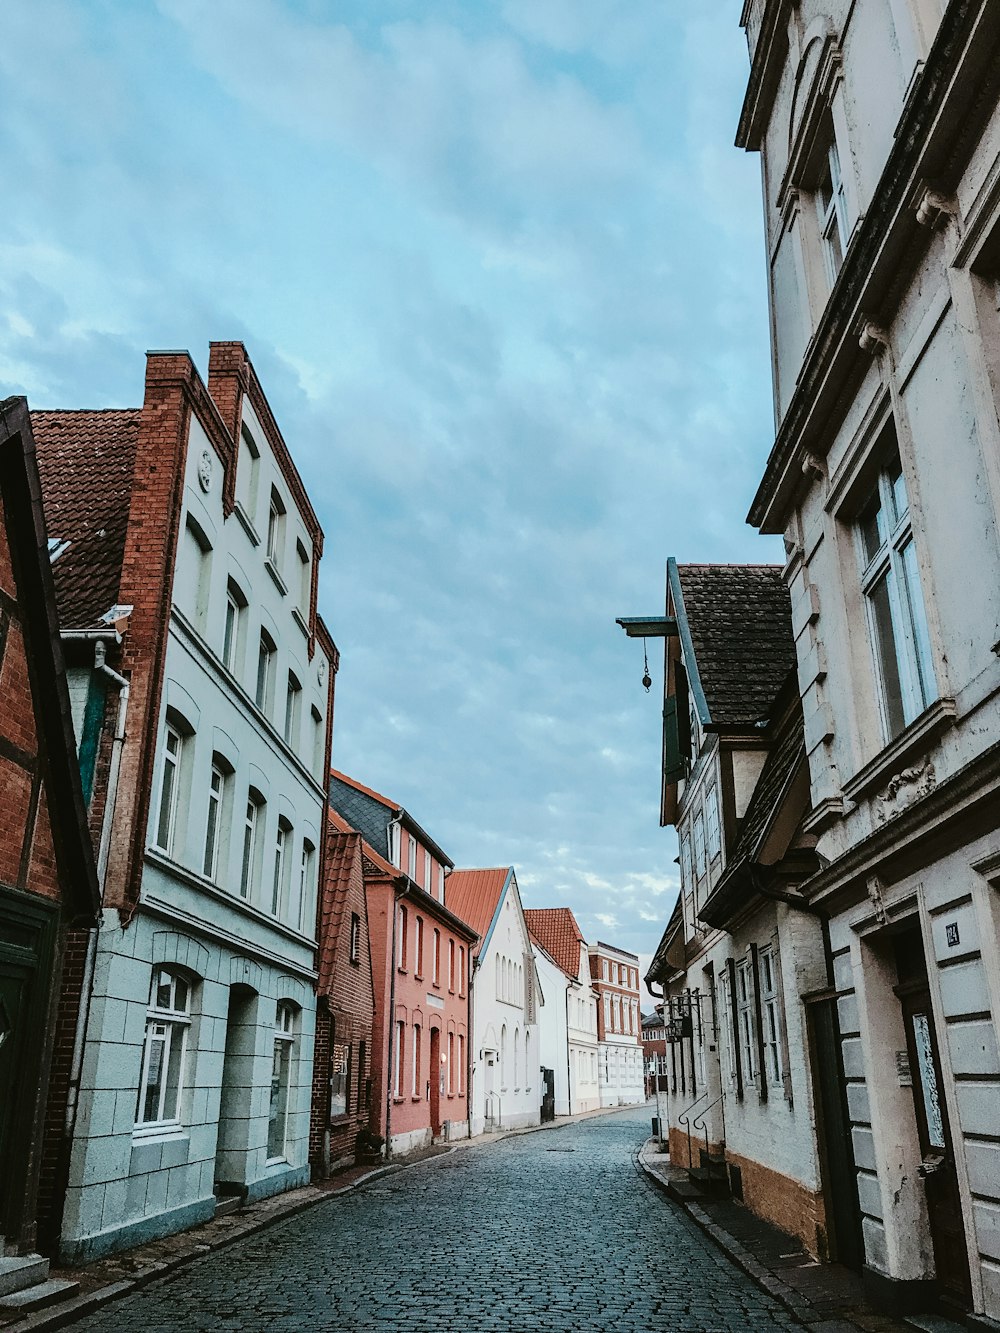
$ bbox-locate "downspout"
[67,641,129,1138]
[564,986,573,1117]
[467,956,477,1140]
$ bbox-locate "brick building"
[0,400,100,1276]
[32,344,337,1262]
[640,1011,668,1100]
[328,771,476,1156]
[589,941,644,1106]
[310,808,376,1174]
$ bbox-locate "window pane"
[224,598,237,668]
[900,539,935,713]
[241,803,255,897]
[888,455,908,524]
[268,1037,291,1158]
[256,639,268,709]
[859,495,886,565]
[164,1026,184,1119]
[173,975,189,1012]
[142,1026,167,1121]
[155,971,172,1009]
[869,573,906,737]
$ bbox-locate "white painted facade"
[62,387,332,1262]
[567,949,601,1114]
[469,874,540,1136]
[590,944,644,1108]
[739,0,1000,1317]
[532,946,570,1118]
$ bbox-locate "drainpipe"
[564,985,573,1116]
[467,956,477,1140]
[66,641,129,1137]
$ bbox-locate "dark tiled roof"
[328,770,395,859]
[729,702,805,870]
[31,410,139,630]
[446,869,510,956]
[676,564,795,728]
[524,907,585,980]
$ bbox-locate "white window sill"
[843,697,956,805]
[264,1155,289,1169]
[132,1124,187,1144]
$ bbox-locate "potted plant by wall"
[355,1128,384,1164]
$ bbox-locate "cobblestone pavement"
[65,1109,802,1333]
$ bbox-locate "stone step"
[0,1277,81,1313]
[665,1177,708,1204]
[214,1195,242,1218]
[0,1255,49,1297]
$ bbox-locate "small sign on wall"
[945,922,960,948]
[895,1050,912,1087]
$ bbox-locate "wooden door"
[899,984,972,1309]
[808,996,864,1268]
[429,1027,442,1137]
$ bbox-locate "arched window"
[240,787,265,899]
[514,1028,520,1090]
[202,754,231,881]
[255,628,277,715]
[267,1002,297,1161]
[136,968,192,1129]
[412,1024,422,1097]
[500,1025,507,1088]
[495,953,502,1000]
[297,839,316,934]
[397,905,408,970]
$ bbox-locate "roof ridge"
[329,766,397,810]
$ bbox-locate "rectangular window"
[298,840,315,933]
[267,488,286,571]
[350,912,361,963]
[693,812,707,879]
[330,1036,349,1119]
[817,138,849,286]
[155,724,182,853]
[423,849,431,889]
[706,786,721,862]
[394,1021,405,1098]
[436,864,445,902]
[458,946,465,996]
[857,451,936,739]
[602,959,609,980]
[448,939,455,991]
[203,762,225,879]
[736,961,757,1083]
[760,950,783,1086]
[397,905,408,970]
[267,1003,295,1160]
[412,1024,421,1097]
[448,1032,455,1094]
[415,916,424,976]
[296,539,311,616]
[136,969,190,1128]
[458,1034,464,1096]
[223,584,243,673]
[271,820,290,915]
[240,794,260,899]
[284,672,302,747]
[407,835,417,879]
[256,631,276,714]
[432,929,441,985]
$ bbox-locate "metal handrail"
[692,1094,724,1166]
[676,1088,712,1169]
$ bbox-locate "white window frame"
[240,793,261,900]
[412,1023,421,1098]
[223,584,242,674]
[155,723,183,854]
[705,785,721,862]
[856,451,936,740]
[135,969,191,1131]
[394,1020,405,1098]
[407,835,417,879]
[760,949,783,1088]
[271,819,290,916]
[432,929,441,986]
[266,488,286,571]
[284,672,302,747]
[397,904,408,970]
[736,961,757,1083]
[298,840,315,933]
[256,630,276,715]
[817,138,849,288]
[423,848,431,890]
[203,762,225,880]
[267,1002,295,1162]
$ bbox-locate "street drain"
[546,1147,575,1152]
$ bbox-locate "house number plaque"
[945,922,960,947]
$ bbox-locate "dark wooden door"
[429,1027,442,1137]
[899,985,972,1309]
[809,997,864,1268]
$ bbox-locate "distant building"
[525,908,600,1115]
[327,770,475,1156]
[640,1012,668,1100]
[448,867,539,1135]
[310,809,376,1175]
[589,942,643,1107]
[34,344,337,1263]
[0,400,100,1276]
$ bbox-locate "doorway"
[808,996,864,1267]
[215,985,259,1195]
[893,928,972,1310]
[429,1027,442,1138]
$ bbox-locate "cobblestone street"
[64,1109,800,1333]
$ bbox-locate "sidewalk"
[6,1102,640,1332]
[638,1138,925,1333]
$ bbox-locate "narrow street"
[65,1109,800,1333]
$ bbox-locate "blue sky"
[1,0,781,989]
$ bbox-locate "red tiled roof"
[446,868,510,956]
[31,409,140,630]
[317,817,361,992]
[524,908,586,980]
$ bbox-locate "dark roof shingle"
[676,564,795,728]
[31,410,139,629]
